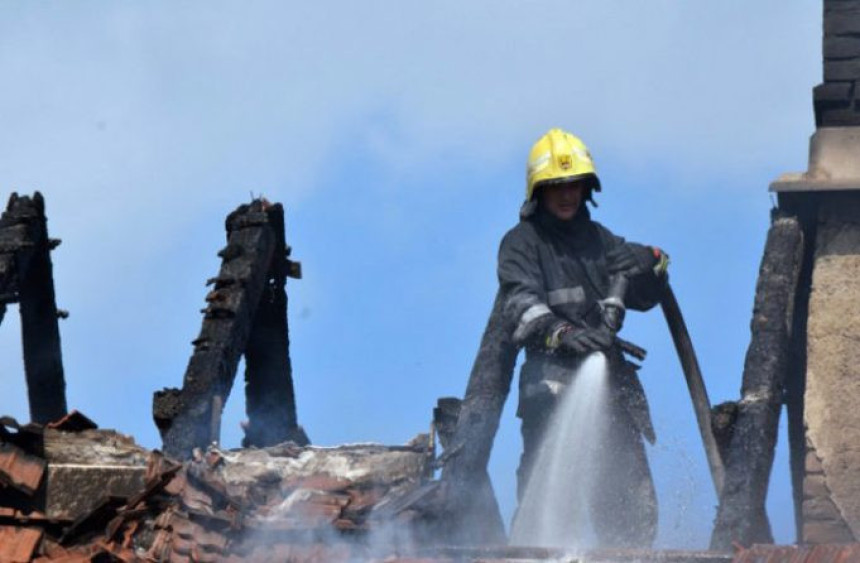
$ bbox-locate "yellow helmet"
[525,128,601,202]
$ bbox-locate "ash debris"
[0,411,744,562]
[0,410,443,562]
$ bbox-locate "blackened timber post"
[710,213,804,550]
[0,192,67,424]
[242,203,307,447]
[0,254,11,325]
[156,200,278,459]
[19,193,67,424]
[777,192,819,542]
[441,289,517,545]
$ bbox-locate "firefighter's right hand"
[554,325,613,355]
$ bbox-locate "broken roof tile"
[0,431,442,561]
[45,410,97,432]
[0,441,46,495]
[0,525,43,563]
[144,449,172,481]
[163,466,188,497]
[172,515,218,543]
[345,487,383,514]
[179,482,215,514]
[124,461,181,511]
[59,495,127,546]
[143,529,172,561]
[170,530,224,563]
[34,537,72,560]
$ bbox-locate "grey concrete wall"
[803,193,860,542]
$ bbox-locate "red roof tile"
[0,525,43,562]
[0,442,46,495]
[733,543,860,563]
[45,411,97,432]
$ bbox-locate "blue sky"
[0,1,821,548]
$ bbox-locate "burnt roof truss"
[153,199,307,459]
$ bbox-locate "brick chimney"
[772,0,860,544]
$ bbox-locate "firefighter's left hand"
[608,243,668,277]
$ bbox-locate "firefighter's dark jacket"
[498,204,664,435]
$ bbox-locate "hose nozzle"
[600,275,628,332]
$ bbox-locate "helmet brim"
[532,173,601,198]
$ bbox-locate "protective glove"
[607,243,669,277]
[546,323,614,355]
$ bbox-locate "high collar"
[533,203,592,241]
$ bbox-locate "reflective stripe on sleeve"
[547,286,585,306]
[519,303,552,327]
[512,303,552,344]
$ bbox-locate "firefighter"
[502,128,669,547]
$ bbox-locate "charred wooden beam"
[433,397,462,451]
[19,203,67,425]
[155,200,277,459]
[242,203,307,448]
[0,192,67,424]
[710,401,739,467]
[711,213,804,550]
[154,200,305,460]
[777,192,820,541]
[440,290,517,545]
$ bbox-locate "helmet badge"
[558,154,573,170]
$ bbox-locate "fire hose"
[602,274,725,497]
[660,283,725,497]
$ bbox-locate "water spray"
[511,274,644,550]
[603,272,725,496]
[509,353,611,550]
[603,273,723,495]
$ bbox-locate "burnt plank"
[19,198,68,424]
[433,397,462,451]
[440,289,516,545]
[242,203,307,448]
[711,214,804,549]
[0,192,67,423]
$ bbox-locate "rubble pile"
[0,411,437,562]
